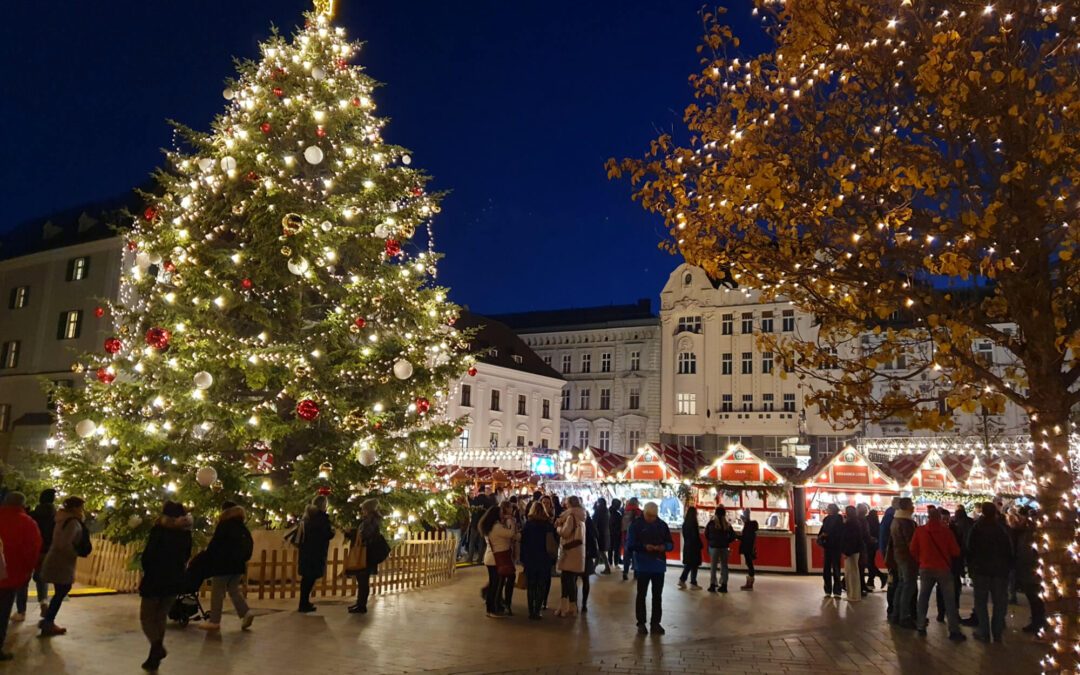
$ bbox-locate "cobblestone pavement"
[0,567,1043,674]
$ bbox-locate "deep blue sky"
[4,1,763,314]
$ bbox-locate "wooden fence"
[74,531,458,598]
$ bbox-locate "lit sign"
[532,455,557,475]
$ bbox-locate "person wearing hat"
[138,501,193,671]
[0,493,43,661]
[199,501,254,632]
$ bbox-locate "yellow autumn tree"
[609,2,1080,670]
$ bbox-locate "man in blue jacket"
[626,501,674,635]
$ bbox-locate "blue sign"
[532,455,557,475]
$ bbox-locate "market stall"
[545,446,632,511]
[884,450,966,522]
[693,444,797,572]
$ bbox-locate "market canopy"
[884,450,962,491]
[618,443,705,481]
[573,446,630,481]
[697,443,785,484]
[801,445,899,491]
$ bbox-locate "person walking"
[479,504,516,618]
[705,506,736,593]
[593,498,612,574]
[880,497,900,615]
[296,495,334,613]
[739,510,759,591]
[886,497,918,627]
[608,499,624,568]
[0,493,42,662]
[621,498,642,580]
[1013,508,1046,634]
[554,496,586,617]
[678,506,703,590]
[138,500,193,671]
[39,496,88,637]
[626,502,673,635]
[966,502,1013,643]
[348,498,387,615]
[910,506,966,641]
[817,503,844,598]
[198,501,254,632]
[840,505,865,602]
[521,502,555,620]
[15,489,55,622]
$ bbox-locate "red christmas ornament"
[104,337,122,354]
[468,366,477,377]
[273,87,284,97]
[316,126,326,138]
[385,239,402,257]
[272,67,286,79]
[354,317,366,328]
[246,171,258,181]
[126,240,139,251]
[96,367,116,385]
[411,187,423,197]
[351,97,361,107]
[247,450,274,472]
[372,421,383,431]
[241,278,253,289]
[143,206,159,221]
[145,327,171,350]
[260,122,271,133]
[93,307,105,318]
[414,397,430,414]
[163,260,176,273]
[296,399,320,421]
[336,58,347,71]
[316,487,332,496]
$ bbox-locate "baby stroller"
[169,550,211,626]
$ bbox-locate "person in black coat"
[139,501,193,671]
[521,503,555,620]
[200,501,254,631]
[678,507,703,589]
[839,505,866,601]
[593,498,611,574]
[739,510,759,590]
[608,499,624,566]
[25,489,57,616]
[580,513,600,611]
[296,495,335,613]
[966,502,1014,642]
[817,504,844,597]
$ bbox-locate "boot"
[555,596,570,617]
[740,575,754,591]
[719,583,728,593]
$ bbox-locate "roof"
[0,190,143,262]
[487,299,658,333]
[455,312,563,380]
[697,444,785,484]
[580,446,630,476]
[619,443,705,481]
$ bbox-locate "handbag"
[560,515,583,550]
[344,532,368,575]
[545,531,559,558]
[487,537,515,577]
[515,570,528,590]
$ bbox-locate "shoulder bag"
[344,531,368,575]
[561,516,583,550]
[488,536,516,577]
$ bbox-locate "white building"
[491,300,661,457]
[442,313,564,468]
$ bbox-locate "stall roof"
[800,445,899,490]
[584,446,631,476]
[883,450,963,490]
[697,443,785,484]
[648,442,706,479]
[618,443,705,481]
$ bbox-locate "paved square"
[1,567,1043,674]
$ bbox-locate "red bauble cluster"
[296,399,320,421]
[145,327,171,350]
[163,260,176,273]
[126,240,139,252]
[260,122,271,133]
[316,126,326,138]
[468,366,477,377]
[96,368,116,384]
[411,187,423,197]
[354,317,366,328]
[104,337,122,354]
[336,58,347,71]
[415,397,430,414]
[385,239,402,257]
[241,278,253,289]
[94,307,105,318]
[143,206,159,221]
[273,87,284,97]
[316,487,332,496]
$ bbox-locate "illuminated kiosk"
[801,445,900,573]
[692,443,797,573]
[883,449,966,522]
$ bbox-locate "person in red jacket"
[0,493,44,661]
[909,508,966,642]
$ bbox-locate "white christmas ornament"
[135,252,151,269]
[393,359,414,380]
[197,157,214,172]
[75,419,97,438]
[373,224,389,239]
[128,515,143,529]
[220,156,237,172]
[196,466,218,488]
[223,88,234,100]
[358,448,377,466]
[320,221,332,232]
[312,66,326,81]
[401,155,412,165]
[287,257,310,275]
[304,146,324,165]
[193,371,214,390]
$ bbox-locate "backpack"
[74,520,93,558]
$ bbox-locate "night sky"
[4,1,763,314]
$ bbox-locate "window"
[460,384,472,407]
[0,404,10,432]
[559,430,569,450]
[1,342,19,369]
[676,392,697,415]
[561,389,570,410]
[542,399,551,419]
[599,388,611,410]
[677,352,697,375]
[762,352,774,375]
[8,286,28,310]
[577,430,590,450]
[627,430,641,454]
[581,354,591,373]
[677,435,701,450]
[677,316,702,334]
[977,341,994,361]
[458,428,470,449]
[783,393,796,412]
[782,310,795,332]
[628,387,640,410]
[490,389,501,411]
[742,352,753,375]
[58,310,83,340]
[512,355,523,364]
[629,351,641,371]
[516,435,526,448]
[761,313,774,333]
[741,312,754,334]
[763,393,774,411]
[784,359,794,374]
[517,394,527,415]
[601,352,611,373]
[543,355,552,368]
[721,314,733,335]
[541,437,550,449]
[67,257,90,281]
[580,389,590,410]
[884,355,907,370]
[489,432,499,447]
[722,353,732,375]
[721,394,733,412]
[562,354,572,374]
[742,394,753,412]
[598,430,611,452]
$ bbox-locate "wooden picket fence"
[74,531,458,598]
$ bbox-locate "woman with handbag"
[479,504,517,618]
[554,496,587,618]
[521,502,553,620]
[347,498,386,615]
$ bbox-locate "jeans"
[485,565,501,613]
[891,563,917,624]
[679,565,698,584]
[467,528,486,563]
[972,574,1008,639]
[526,571,546,617]
[918,568,959,632]
[354,570,371,610]
[822,549,842,595]
[635,572,664,627]
[844,553,861,600]
[0,588,15,652]
[139,596,174,647]
[447,528,463,558]
[886,577,897,617]
[622,541,633,576]
[745,555,756,577]
[299,576,317,608]
[43,583,71,625]
[208,574,249,624]
[709,547,729,588]
[540,565,552,608]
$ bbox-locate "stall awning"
[800,445,898,490]
[697,443,785,484]
[618,443,705,481]
[883,450,962,491]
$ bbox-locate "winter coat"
[0,505,42,589]
[966,515,1013,579]
[626,517,673,574]
[865,511,881,552]
[584,515,599,573]
[705,516,737,550]
[482,521,516,567]
[887,510,917,569]
[206,506,254,577]
[622,504,641,533]
[521,517,554,575]
[878,507,895,557]
[681,521,703,568]
[31,502,56,561]
[740,521,759,560]
[298,509,335,580]
[41,509,85,585]
[139,514,193,597]
[608,505,624,550]
[817,513,844,552]
[593,506,611,552]
[953,511,974,559]
[1012,521,1039,585]
[840,519,865,557]
[909,519,961,571]
[555,506,587,574]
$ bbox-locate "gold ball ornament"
[232,204,245,215]
[282,213,304,236]
[280,246,292,257]
[211,480,224,493]
[400,223,415,239]
[140,406,153,418]
[171,274,184,288]
[72,363,84,373]
[319,461,333,474]
[349,323,360,334]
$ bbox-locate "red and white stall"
[884,450,965,521]
[692,444,797,573]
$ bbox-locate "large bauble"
[392,359,414,380]
[220,156,237,172]
[75,419,97,438]
[196,466,218,488]
[193,371,214,390]
[296,399,320,421]
[287,257,310,275]
[358,448,376,466]
[304,146,324,165]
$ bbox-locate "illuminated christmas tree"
[50,4,470,541]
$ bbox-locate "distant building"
[491,299,661,456]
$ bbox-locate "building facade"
[491,300,660,456]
